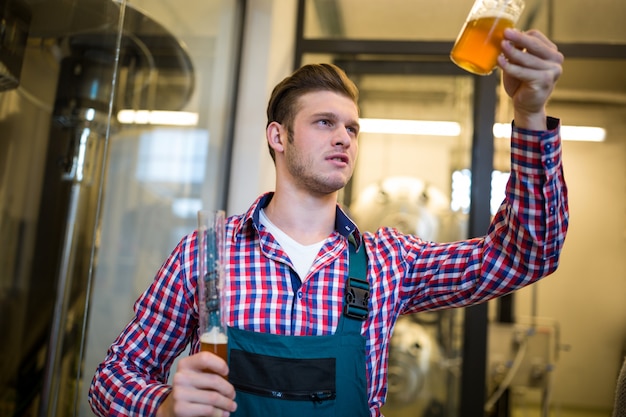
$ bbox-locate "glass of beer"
[450,0,525,75]
[197,210,228,368]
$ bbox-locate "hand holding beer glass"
[450,0,525,75]
[197,210,228,374]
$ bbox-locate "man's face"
[281,90,360,195]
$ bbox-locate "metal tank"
[0,1,194,415]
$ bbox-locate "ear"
[266,121,285,155]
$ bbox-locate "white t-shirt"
[259,209,325,280]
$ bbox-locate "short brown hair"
[266,63,360,161]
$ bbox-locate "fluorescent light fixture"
[117,110,199,126]
[85,108,96,121]
[561,125,606,142]
[493,123,606,142]
[359,118,461,136]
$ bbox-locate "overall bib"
[228,241,370,417]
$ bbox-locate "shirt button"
[545,143,552,151]
[549,206,555,214]
[546,158,553,166]
[297,291,303,299]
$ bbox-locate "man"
[89,28,568,417]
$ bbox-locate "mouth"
[327,154,349,165]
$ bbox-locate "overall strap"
[344,235,369,321]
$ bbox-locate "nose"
[333,126,352,147]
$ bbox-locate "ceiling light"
[493,123,606,142]
[359,118,461,136]
[561,125,606,142]
[117,110,199,126]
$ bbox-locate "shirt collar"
[235,192,362,248]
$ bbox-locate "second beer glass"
[450,0,525,75]
[197,210,228,368]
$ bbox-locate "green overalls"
[227,240,370,416]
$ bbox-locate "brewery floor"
[511,406,611,417]
[381,403,612,417]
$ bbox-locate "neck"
[264,190,338,245]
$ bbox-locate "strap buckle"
[344,277,369,320]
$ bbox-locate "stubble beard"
[285,133,348,195]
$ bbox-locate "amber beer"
[450,15,514,75]
[450,0,525,76]
[200,329,228,362]
[200,330,228,379]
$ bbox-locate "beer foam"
[475,11,517,22]
[200,328,228,344]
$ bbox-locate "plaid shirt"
[89,118,568,416]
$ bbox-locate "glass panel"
[490,58,626,414]
[0,0,241,416]
[78,0,242,415]
[353,72,473,417]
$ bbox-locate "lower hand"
[157,352,237,417]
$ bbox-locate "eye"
[318,119,332,127]
[347,126,359,136]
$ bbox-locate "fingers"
[500,29,564,75]
[498,29,563,92]
[171,400,234,417]
[497,29,563,126]
[160,384,236,417]
[176,353,235,399]
[179,351,229,379]
[505,29,560,60]
[167,352,237,417]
